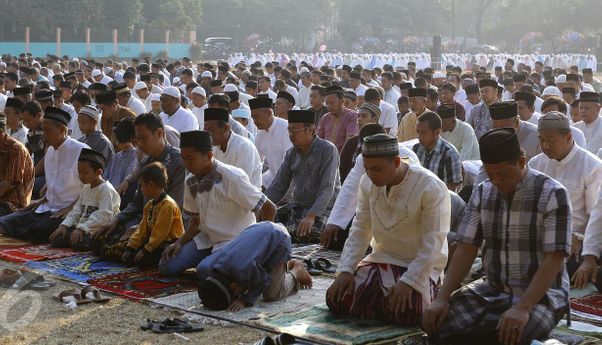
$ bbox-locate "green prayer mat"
[255,304,422,345]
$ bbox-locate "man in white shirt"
[133,82,153,112]
[462,84,481,116]
[529,112,602,279]
[326,133,449,326]
[381,72,401,110]
[574,92,602,154]
[91,69,113,85]
[258,77,277,101]
[114,83,146,115]
[159,130,276,276]
[159,86,199,133]
[364,88,398,136]
[249,97,293,188]
[203,108,262,188]
[439,104,480,161]
[4,98,28,145]
[0,107,88,243]
[515,91,541,125]
[190,86,207,128]
[296,71,313,109]
[350,72,368,107]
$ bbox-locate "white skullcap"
[91,69,102,77]
[201,71,212,78]
[432,72,446,79]
[104,67,112,75]
[223,84,239,93]
[542,86,562,97]
[555,75,566,83]
[582,84,595,92]
[150,93,161,102]
[71,58,79,62]
[161,86,181,98]
[242,70,251,76]
[172,77,181,84]
[299,67,310,74]
[191,86,206,97]
[133,81,148,91]
[232,108,250,119]
[79,105,100,120]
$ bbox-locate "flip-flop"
[0,268,21,288]
[80,286,110,303]
[27,279,57,291]
[274,333,296,345]
[11,271,46,290]
[313,258,336,274]
[142,318,204,334]
[303,259,322,276]
[55,289,92,305]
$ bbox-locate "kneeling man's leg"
[159,241,211,276]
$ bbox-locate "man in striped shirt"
[412,111,463,191]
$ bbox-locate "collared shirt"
[524,112,541,126]
[397,110,422,142]
[213,132,262,188]
[101,105,136,143]
[584,188,602,258]
[255,117,292,188]
[328,143,419,229]
[192,104,207,128]
[160,106,199,133]
[0,133,34,209]
[517,120,542,160]
[103,146,138,189]
[467,102,492,139]
[117,144,185,225]
[529,143,602,234]
[412,138,463,185]
[184,160,267,251]
[297,85,312,109]
[8,125,28,145]
[127,96,147,115]
[337,164,450,299]
[197,222,291,305]
[378,100,399,136]
[60,181,121,233]
[574,116,602,154]
[266,136,340,217]
[37,138,89,213]
[457,168,571,310]
[78,131,114,166]
[384,87,401,110]
[441,119,480,161]
[317,108,359,153]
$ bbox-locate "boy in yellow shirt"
[119,162,184,268]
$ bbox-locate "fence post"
[56,27,61,57]
[112,29,118,57]
[165,30,170,57]
[139,29,144,56]
[85,28,91,58]
[189,30,196,45]
[25,27,30,54]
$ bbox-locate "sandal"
[303,259,322,276]
[274,333,296,345]
[0,268,22,287]
[141,318,204,334]
[11,271,48,290]
[80,286,110,303]
[313,258,336,274]
[55,289,93,305]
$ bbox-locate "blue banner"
[0,42,192,58]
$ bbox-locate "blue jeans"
[158,240,212,277]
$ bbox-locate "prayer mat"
[0,235,30,249]
[0,244,80,263]
[152,276,334,323]
[571,294,602,317]
[25,254,138,282]
[89,270,197,300]
[291,244,341,274]
[255,304,422,345]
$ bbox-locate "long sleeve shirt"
[466,102,492,139]
[337,164,450,298]
[116,144,185,226]
[159,106,199,133]
[574,116,602,154]
[127,194,184,252]
[255,117,292,188]
[213,132,262,188]
[266,136,340,217]
[197,222,291,305]
[440,119,480,161]
[61,181,121,233]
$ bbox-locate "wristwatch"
[572,232,585,241]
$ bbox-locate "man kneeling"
[197,221,312,312]
[326,134,450,325]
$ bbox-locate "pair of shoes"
[141,317,204,334]
[55,286,110,305]
[0,268,57,290]
[254,333,296,345]
[303,258,335,276]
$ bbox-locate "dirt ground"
[0,264,266,345]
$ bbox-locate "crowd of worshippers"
[3,53,602,344]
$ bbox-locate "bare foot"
[289,259,313,289]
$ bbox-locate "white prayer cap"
[79,105,100,120]
[161,86,181,98]
[201,71,212,78]
[150,93,161,102]
[242,70,251,76]
[0,62,6,68]
[542,86,562,97]
[555,74,566,83]
[71,58,79,62]
[91,69,102,77]
[300,67,309,74]
[133,81,148,91]
[191,86,206,97]
[582,84,595,92]
[432,72,446,79]
[172,77,181,84]
[223,84,239,93]
[232,108,250,119]
[104,67,112,75]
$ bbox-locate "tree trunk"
[475,0,494,44]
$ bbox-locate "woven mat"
[89,269,197,299]
[0,244,80,263]
[0,234,30,249]
[25,254,138,282]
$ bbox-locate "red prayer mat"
[571,293,602,317]
[0,244,81,263]
[89,270,197,300]
[0,235,30,249]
